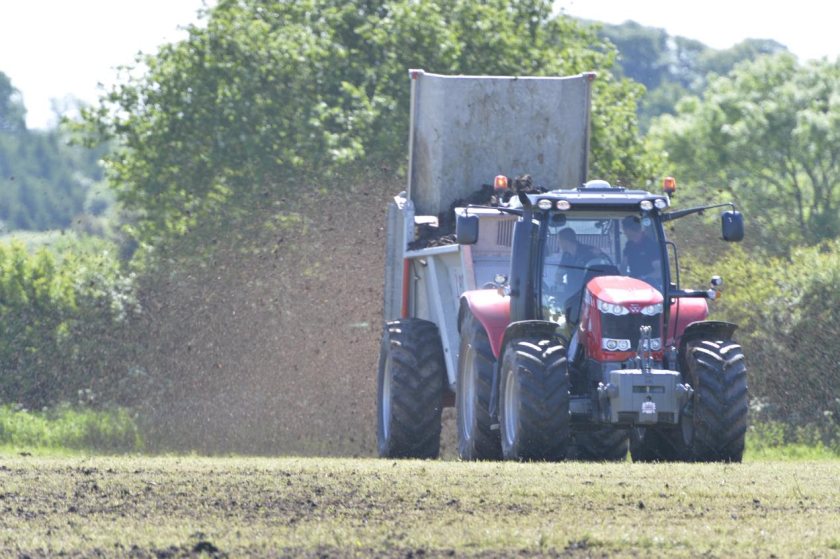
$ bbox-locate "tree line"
[0,72,106,233]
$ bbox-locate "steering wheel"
[583,254,619,276]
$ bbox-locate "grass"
[0,455,838,557]
[745,443,840,461]
[0,405,143,453]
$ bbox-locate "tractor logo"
[629,304,641,313]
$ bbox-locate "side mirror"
[721,210,744,242]
[456,214,479,245]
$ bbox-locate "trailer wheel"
[456,314,502,460]
[499,339,570,461]
[573,429,629,461]
[685,339,748,462]
[377,319,445,459]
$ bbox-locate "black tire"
[629,427,685,462]
[685,339,748,462]
[499,339,570,461]
[377,319,445,459]
[573,428,629,461]
[456,314,502,460]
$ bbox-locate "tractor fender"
[667,298,709,345]
[459,290,511,359]
[498,320,567,357]
[680,320,738,345]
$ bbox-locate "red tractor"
[376,71,747,462]
[378,179,747,462]
[453,180,747,462]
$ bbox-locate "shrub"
[0,404,143,452]
[684,241,840,432]
[0,238,139,408]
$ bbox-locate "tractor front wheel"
[684,339,748,462]
[499,338,570,461]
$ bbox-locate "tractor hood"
[587,276,663,306]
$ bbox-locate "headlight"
[556,200,571,210]
[640,200,653,211]
[640,338,663,351]
[602,338,632,352]
[640,303,663,316]
[537,199,553,210]
[597,299,629,316]
[654,198,668,209]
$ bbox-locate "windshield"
[541,211,664,328]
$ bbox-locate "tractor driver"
[557,227,601,273]
[621,216,660,282]
[555,227,604,304]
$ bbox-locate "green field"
[1,455,838,557]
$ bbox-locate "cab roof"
[528,180,669,210]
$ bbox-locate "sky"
[557,0,840,59]
[1,0,839,130]
[0,0,213,129]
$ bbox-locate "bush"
[684,241,840,432]
[0,237,139,408]
[0,404,143,452]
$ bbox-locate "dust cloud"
[130,172,406,455]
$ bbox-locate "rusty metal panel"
[407,70,594,216]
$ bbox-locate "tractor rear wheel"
[685,339,748,462]
[377,318,445,459]
[499,338,570,461]
[629,427,684,462]
[574,428,629,461]
[456,314,502,460]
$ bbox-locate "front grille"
[601,313,661,349]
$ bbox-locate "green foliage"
[0,71,26,132]
[747,420,840,460]
[595,21,788,128]
[0,71,107,232]
[684,240,840,429]
[0,239,139,409]
[596,21,670,89]
[0,404,143,452]
[650,54,840,253]
[82,0,655,244]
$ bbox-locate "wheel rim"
[460,345,476,441]
[382,353,393,441]
[503,367,518,449]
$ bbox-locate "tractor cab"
[540,208,666,337]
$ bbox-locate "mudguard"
[680,320,738,345]
[459,290,511,358]
[499,320,567,356]
[667,298,709,345]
